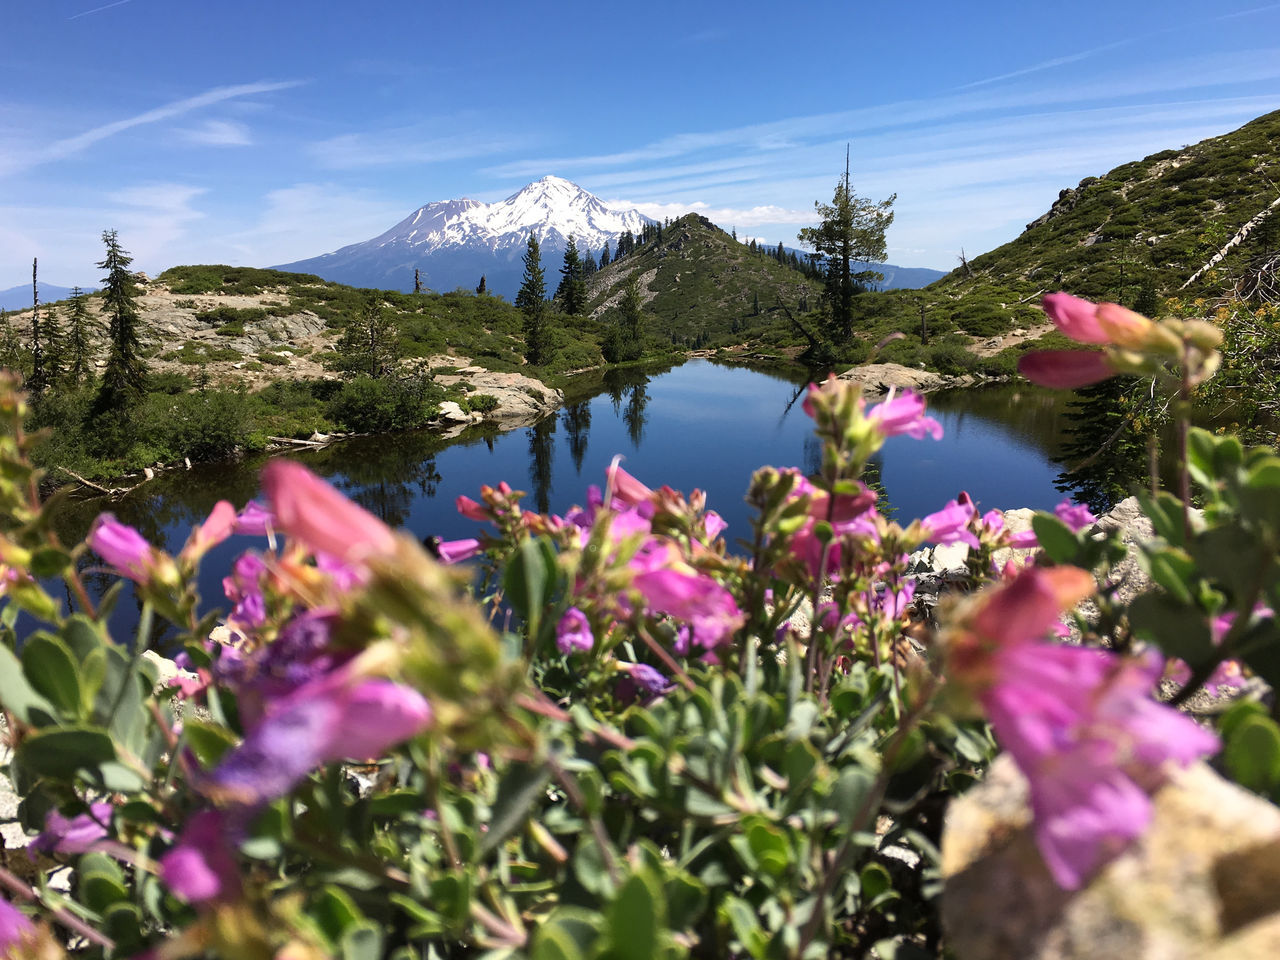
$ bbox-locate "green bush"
[465,393,500,414]
[325,376,441,433]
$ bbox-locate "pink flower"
[0,897,34,949]
[261,460,397,564]
[630,545,744,648]
[1096,303,1156,349]
[556,608,594,654]
[1055,499,1096,532]
[703,511,728,541]
[949,566,1220,889]
[866,389,943,440]
[31,802,113,856]
[921,498,979,549]
[160,809,241,904]
[1042,292,1110,344]
[182,500,237,562]
[206,676,431,806]
[455,495,488,522]
[429,537,482,564]
[88,514,156,582]
[1018,350,1116,389]
[606,457,652,506]
[234,500,274,537]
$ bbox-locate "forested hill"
[585,214,821,348]
[931,108,1280,306]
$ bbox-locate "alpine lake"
[48,359,1080,644]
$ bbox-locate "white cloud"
[0,80,303,177]
[607,199,814,228]
[179,119,252,147]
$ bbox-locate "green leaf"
[1030,514,1078,564]
[1138,490,1191,548]
[860,862,893,902]
[28,546,71,578]
[1224,714,1280,797]
[22,634,82,719]
[183,719,240,767]
[480,760,550,856]
[340,922,383,960]
[312,885,364,947]
[827,767,874,821]
[607,870,665,960]
[1140,548,1197,605]
[79,647,107,716]
[16,726,116,779]
[503,535,555,640]
[82,871,129,914]
[0,642,56,725]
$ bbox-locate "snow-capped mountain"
[273,176,654,299]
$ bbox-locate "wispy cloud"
[958,40,1131,90]
[0,80,303,177]
[308,128,525,170]
[67,0,132,21]
[178,119,252,147]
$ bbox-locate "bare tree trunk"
[1181,194,1280,290]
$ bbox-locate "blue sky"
[3,0,1279,290]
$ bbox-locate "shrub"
[325,375,440,433]
[464,393,500,414]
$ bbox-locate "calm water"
[50,361,1073,642]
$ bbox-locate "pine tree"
[65,287,94,384]
[556,236,587,315]
[516,234,550,365]
[42,304,64,385]
[97,229,147,405]
[29,258,47,395]
[337,294,400,378]
[476,275,487,295]
[599,242,611,268]
[797,155,895,343]
[0,310,19,372]
[582,250,597,277]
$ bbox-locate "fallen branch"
[1181,194,1280,290]
[268,435,331,447]
[56,467,151,499]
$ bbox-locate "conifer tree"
[0,310,18,372]
[29,258,46,395]
[599,242,611,268]
[97,229,147,405]
[516,234,550,365]
[42,304,64,386]
[556,236,587,315]
[798,156,896,342]
[476,275,487,295]
[582,250,597,277]
[65,287,94,384]
[337,294,400,378]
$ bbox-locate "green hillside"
[585,214,821,350]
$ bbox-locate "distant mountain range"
[275,176,943,298]
[0,283,90,311]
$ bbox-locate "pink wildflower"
[703,511,728,541]
[182,500,237,562]
[948,566,1219,889]
[1018,349,1116,389]
[455,495,488,522]
[261,459,397,564]
[606,457,653,506]
[160,809,241,904]
[0,897,34,950]
[556,608,594,654]
[31,802,113,856]
[1055,499,1096,532]
[866,388,943,440]
[921,498,979,549]
[429,537,482,565]
[1041,293,1110,344]
[233,500,274,537]
[88,514,156,582]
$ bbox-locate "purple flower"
[222,552,268,629]
[234,500,274,537]
[620,663,672,701]
[1054,499,1096,532]
[30,802,113,855]
[556,608,594,654]
[206,676,431,806]
[88,514,155,582]
[630,559,743,649]
[431,537,482,565]
[703,511,728,541]
[0,897,33,950]
[866,389,943,440]
[160,809,241,904]
[950,566,1219,889]
[921,498,979,549]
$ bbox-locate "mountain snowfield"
[274,176,654,298]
